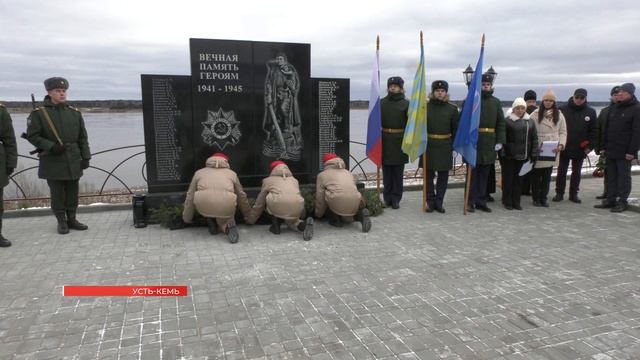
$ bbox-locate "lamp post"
[486,65,498,82]
[463,64,474,87]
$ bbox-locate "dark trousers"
[521,172,532,195]
[531,167,553,203]
[602,168,609,196]
[607,159,632,204]
[47,179,80,215]
[486,164,496,196]
[470,164,491,207]
[500,159,525,207]
[555,153,584,196]
[382,164,404,206]
[0,187,3,213]
[427,170,449,208]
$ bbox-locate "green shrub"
[360,188,384,216]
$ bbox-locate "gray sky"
[1,0,639,101]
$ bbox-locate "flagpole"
[375,35,382,197]
[464,164,471,215]
[463,34,485,215]
[418,31,429,212]
[423,154,428,212]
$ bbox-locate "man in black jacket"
[595,83,640,212]
[594,86,620,200]
[554,88,597,203]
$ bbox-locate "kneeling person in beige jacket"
[247,160,313,241]
[315,154,371,232]
[182,153,251,243]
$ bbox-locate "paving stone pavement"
[0,176,639,360]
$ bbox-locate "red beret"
[270,160,286,171]
[210,153,229,161]
[323,153,338,163]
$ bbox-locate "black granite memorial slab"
[141,75,193,193]
[189,38,312,187]
[312,78,350,170]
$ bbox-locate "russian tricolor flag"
[366,39,383,167]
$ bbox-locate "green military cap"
[44,77,69,91]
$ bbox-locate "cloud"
[1,0,638,101]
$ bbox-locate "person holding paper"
[529,89,567,207]
[499,98,538,210]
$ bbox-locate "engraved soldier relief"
[262,53,302,161]
[201,107,241,150]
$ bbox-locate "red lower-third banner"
[63,286,188,297]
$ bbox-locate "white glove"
[494,144,503,151]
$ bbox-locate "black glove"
[530,155,538,163]
[50,143,67,154]
[81,159,90,169]
[6,167,14,176]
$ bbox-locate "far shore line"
[2,99,613,113]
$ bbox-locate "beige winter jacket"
[247,164,305,223]
[530,109,567,168]
[315,157,361,217]
[182,157,251,222]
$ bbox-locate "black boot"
[269,215,281,235]
[595,193,607,200]
[0,219,11,247]
[300,217,313,241]
[610,201,628,213]
[355,208,371,233]
[67,211,88,230]
[206,218,219,235]
[55,213,69,234]
[225,220,239,243]
[569,194,582,204]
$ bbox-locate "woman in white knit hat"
[499,97,539,210]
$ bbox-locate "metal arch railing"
[6,144,147,201]
[347,140,601,182]
[5,141,607,202]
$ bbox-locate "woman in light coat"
[529,89,567,207]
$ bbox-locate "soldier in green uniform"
[0,104,18,247]
[467,73,506,213]
[419,80,458,213]
[26,77,91,234]
[380,77,409,209]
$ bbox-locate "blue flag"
[453,44,484,168]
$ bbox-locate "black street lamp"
[463,64,474,87]
[486,65,498,82]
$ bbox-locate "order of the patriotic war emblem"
[201,108,241,150]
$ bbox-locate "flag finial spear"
[481,33,486,47]
[420,31,423,46]
[376,35,380,51]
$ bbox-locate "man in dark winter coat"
[466,74,506,213]
[26,77,92,234]
[595,83,640,212]
[380,77,409,209]
[594,86,620,200]
[419,80,459,213]
[554,88,597,203]
[0,105,18,247]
